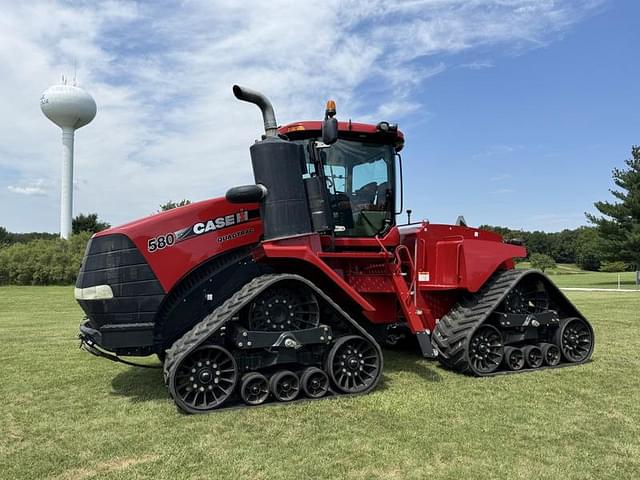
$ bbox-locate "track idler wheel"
[503,347,525,371]
[467,325,504,375]
[270,370,300,402]
[539,343,561,366]
[522,345,543,368]
[327,335,381,394]
[554,317,594,363]
[240,372,269,406]
[171,345,238,412]
[300,367,329,399]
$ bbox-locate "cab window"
[322,140,394,237]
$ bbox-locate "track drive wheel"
[326,335,381,394]
[270,370,300,402]
[171,345,238,413]
[554,317,594,363]
[503,347,525,371]
[522,345,543,368]
[467,325,504,375]
[240,372,269,406]
[300,367,329,399]
[539,343,561,366]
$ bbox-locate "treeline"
[481,146,640,273]
[0,213,109,285]
[480,225,628,272]
[0,232,92,285]
[0,227,58,245]
[0,204,188,285]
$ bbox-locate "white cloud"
[490,174,512,182]
[8,179,48,196]
[460,61,495,70]
[0,0,604,231]
[473,145,522,158]
[490,188,515,194]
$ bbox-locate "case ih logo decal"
[147,209,259,252]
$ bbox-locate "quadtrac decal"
[147,209,259,252]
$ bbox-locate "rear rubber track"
[432,268,593,376]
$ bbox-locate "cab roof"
[279,121,405,151]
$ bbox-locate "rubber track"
[163,273,383,412]
[432,268,590,376]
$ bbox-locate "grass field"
[517,262,639,289]
[1,278,640,479]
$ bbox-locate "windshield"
[297,139,395,237]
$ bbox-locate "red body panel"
[91,119,524,337]
[97,196,525,332]
[255,224,525,333]
[400,224,524,293]
[96,193,526,340]
[95,197,262,293]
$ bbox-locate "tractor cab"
[227,87,405,250]
[279,115,404,240]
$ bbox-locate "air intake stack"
[228,85,312,240]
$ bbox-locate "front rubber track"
[163,273,383,413]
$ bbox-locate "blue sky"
[1,0,638,233]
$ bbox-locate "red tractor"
[77,86,594,413]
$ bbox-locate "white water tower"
[40,77,96,239]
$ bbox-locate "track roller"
[270,370,300,402]
[300,367,329,399]
[240,372,269,406]
[553,317,594,363]
[326,335,381,394]
[522,345,543,368]
[503,347,525,371]
[539,343,561,366]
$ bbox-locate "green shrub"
[0,232,91,285]
[599,261,628,272]
[529,253,557,273]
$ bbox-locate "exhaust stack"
[233,85,278,137]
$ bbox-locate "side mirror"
[322,117,338,145]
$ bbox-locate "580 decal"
[146,208,260,252]
[147,233,175,252]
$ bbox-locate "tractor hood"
[93,197,262,292]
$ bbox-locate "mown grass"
[517,262,639,289]
[1,281,639,479]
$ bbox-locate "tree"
[549,229,578,264]
[587,146,640,269]
[72,213,110,234]
[159,199,191,212]
[0,226,12,247]
[529,253,556,272]
[574,227,603,271]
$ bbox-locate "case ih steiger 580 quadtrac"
[77,86,594,413]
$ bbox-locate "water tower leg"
[60,127,75,239]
